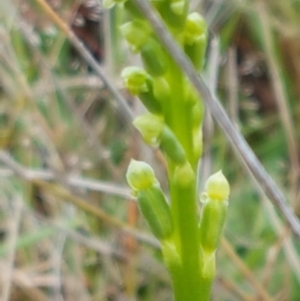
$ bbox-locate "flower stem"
[164,59,209,300]
[169,168,203,300]
[165,61,194,164]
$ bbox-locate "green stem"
[163,59,211,301]
[169,170,202,301]
[165,61,194,163]
[167,167,213,301]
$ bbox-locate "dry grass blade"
[221,238,273,301]
[216,275,253,301]
[0,165,131,198]
[32,0,134,123]
[0,150,158,248]
[256,1,300,206]
[0,195,23,301]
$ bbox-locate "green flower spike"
[126,159,157,191]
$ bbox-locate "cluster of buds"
[105,0,230,288]
[119,10,207,163]
[126,160,230,275]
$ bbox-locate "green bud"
[140,39,168,77]
[153,77,171,107]
[205,171,230,201]
[199,195,228,254]
[121,67,149,95]
[174,162,195,187]
[137,186,173,240]
[122,67,162,113]
[184,34,207,71]
[183,13,207,45]
[155,0,188,31]
[170,0,185,15]
[126,159,157,190]
[198,172,229,254]
[121,20,151,52]
[133,113,164,147]
[183,13,207,71]
[160,126,186,164]
[139,79,163,114]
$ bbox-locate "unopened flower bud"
[121,20,151,52]
[160,126,186,164]
[126,159,156,190]
[154,0,187,31]
[174,162,195,188]
[140,39,168,77]
[183,13,207,70]
[170,0,185,15]
[122,66,149,95]
[205,171,230,201]
[153,77,170,106]
[133,114,164,147]
[183,13,207,45]
[138,79,163,114]
[184,35,207,70]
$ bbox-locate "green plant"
[106,1,230,300]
